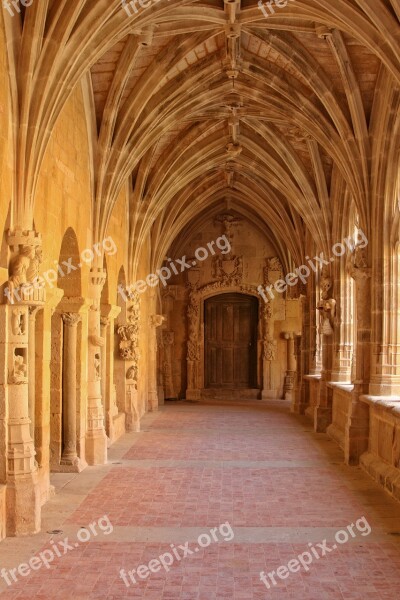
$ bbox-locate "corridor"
[1,400,400,599]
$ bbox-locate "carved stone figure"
[94,353,101,380]
[9,351,28,384]
[26,246,43,281]
[317,266,336,335]
[9,245,36,289]
[11,309,25,335]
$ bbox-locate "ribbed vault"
[3,0,400,276]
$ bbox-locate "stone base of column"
[313,406,332,433]
[344,426,369,466]
[344,393,369,465]
[56,456,87,473]
[261,389,278,399]
[291,388,306,414]
[126,387,141,431]
[148,390,159,412]
[6,473,41,536]
[186,388,201,401]
[85,431,107,466]
[158,385,165,406]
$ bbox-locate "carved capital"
[62,312,82,327]
[100,316,110,328]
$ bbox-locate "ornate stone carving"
[26,246,43,281]
[11,309,25,335]
[100,316,110,328]
[117,292,140,361]
[150,314,165,328]
[89,334,105,347]
[264,256,283,285]
[94,352,101,380]
[9,245,37,290]
[212,254,243,286]
[62,312,82,327]
[126,365,138,388]
[317,266,336,335]
[348,245,371,281]
[263,337,277,361]
[9,350,28,384]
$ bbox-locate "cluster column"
[86,268,108,465]
[100,305,121,442]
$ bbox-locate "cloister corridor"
[1,399,400,600]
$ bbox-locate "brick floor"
[1,400,400,599]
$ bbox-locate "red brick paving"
[1,401,400,599]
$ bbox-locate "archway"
[50,227,84,472]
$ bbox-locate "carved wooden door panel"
[205,294,258,388]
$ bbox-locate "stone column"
[283,332,296,401]
[100,315,109,426]
[163,330,177,400]
[148,315,166,411]
[86,268,108,466]
[60,312,83,470]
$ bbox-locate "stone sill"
[361,395,400,411]
[327,382,354,392]
[303,374,321,381]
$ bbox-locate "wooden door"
[205,294,258,388]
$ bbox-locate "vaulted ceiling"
[3,0,400,274]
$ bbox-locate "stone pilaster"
[186,289,200,400]
[163,331,177,400]
[86,268,108,466]
[148,315,166,411]
[261,302,277,399]
[345,261,372,464]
